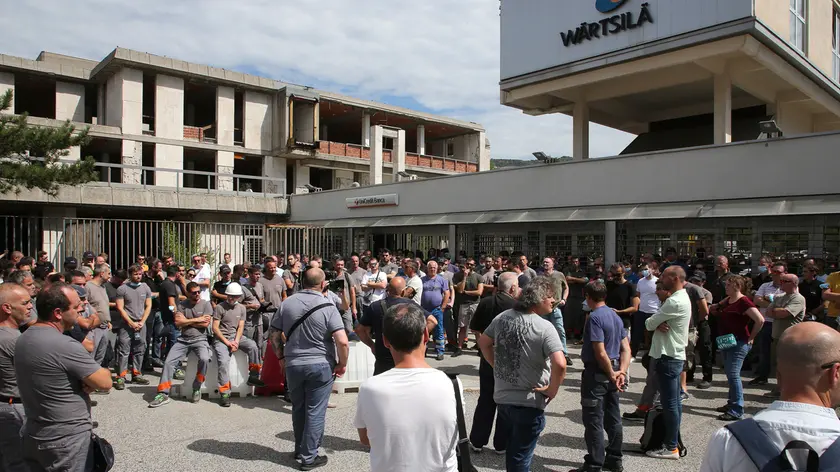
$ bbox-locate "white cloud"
[2,0,634,159]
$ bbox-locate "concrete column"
[217,150,234,191]
[244,91,272,150]
[346,228,354,256]
[120,68,143,134]
[96,85,105,125]
[573,101,590,160]
[392,129,406,180]
[294,161,310,191]
[478,131,490,171]
[155,74,184,139]
[416,125,426,155]
[713,73,732,145]
[216,86,235,146]
[122,139,143,185]
[362,113,371,147]
[0,72,13,114]
[154,144,183,187]
[775,98,814,137]
[604,221,617,268]
[448,225,458,259]
[263,156,287,194]
[334,169,354,189]
[370,125,384,185]
[55,82,85,122]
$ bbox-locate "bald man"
[700,322,840,472]
[0,284,33,472]
[356,277,437,376]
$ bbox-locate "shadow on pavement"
[275,430,370,454]
[531,454,583,472]
[187,438,289,465]
[126,385,159,402]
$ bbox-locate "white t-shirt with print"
[361,271,387,305]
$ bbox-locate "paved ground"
[93,345,777,471]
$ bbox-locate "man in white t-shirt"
[354,302,459,472]
[191,254,213,302]
[634,263,660,357]
[361,257,388,307]
[403,260,423,305]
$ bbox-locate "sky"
[3,0,635,159]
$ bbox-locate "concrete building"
[285,0,840,273]
[0,48,488,268]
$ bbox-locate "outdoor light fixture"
[532,151,549,161]
[759,120,783,139]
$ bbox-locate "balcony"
[183,125,217,144]
[316,141,478,173]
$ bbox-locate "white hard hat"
[225,282,244,296]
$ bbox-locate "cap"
[83,251,95,260]
[64,256,78,266]
[689,271,707,282]
[219,265,232,274]
[71,284,87,298]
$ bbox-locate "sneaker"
[565,356,574,367]
[493,448,505,455]
[114,378,126,390]
[148,393,171,408]
[151,358,165,368]
[697,380,712,390]
[469,443,483,453]
[622,409,647,422]
[173,369,186,381]
[92,421,99,429]
[645,447,679,460]
[715,405,730,413]
[717,412,740,421]
[680,391,690,402]
[300,455,328,470]
[191,389,201,404]
[92,388,110,395]
[435,353,445,361]
[90,400,98,407]
[604,462,624,472]
[748,376,768,386]
[445,344,457,353]
[247,375,266,387]
[132,376,150,385]
[220,393,231,408]
[451,348,464,358]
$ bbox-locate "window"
[825,226,840,267]
[833,8,840,81]
[636,234,671,258]
[761,231,810,272]
[545,234,573,259]
[473,234,496,257]
[526,231,540,260]
[790,0,808,53]
[676,233,715,258]
[577,234,605,259]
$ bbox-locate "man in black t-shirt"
[565,257,589,341]
[800,264,826,321]
[159,265,183,364]
[142,259,165,369]
[211,265,233,307]
[605,264,639,330]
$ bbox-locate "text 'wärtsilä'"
[561,2,654,47]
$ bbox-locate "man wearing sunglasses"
[149,282,213,407]
[752,262,787,386]
[700,322,840,472]
[191,254,212,302]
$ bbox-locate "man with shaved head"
[0,283,32,471]
[700,322,840,472]
[356,277,437,376]
[420,260,450,361]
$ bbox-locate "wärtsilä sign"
[561,1,654,47]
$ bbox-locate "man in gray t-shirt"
[0,284,32,472]
[114,267,153,388]
[261,261,286,311]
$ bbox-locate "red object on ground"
[255,343,285,396]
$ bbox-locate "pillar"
[154,144,183,187]
[42,207,76,270]
[448,225,457,259]
[217,150,234,191]
[416,125,426,155]
[155,74,184,139]
[263,156,287,194]
[362,113,371,147]
[370,125,384,185]
[216,86,235,146]
[713,73,732,145]
[478,131,490,171]
[106,67,143,133]
[122,140,143,185]
[55,82,85,122]
[392,129,406,180]
[604,221,617,268]
[573,101,590,160]
[0,72,14,114]
[294,161,310,191]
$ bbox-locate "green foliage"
[161,223,217,267]
[0,90,97,196]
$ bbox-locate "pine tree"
[0,89,97,196]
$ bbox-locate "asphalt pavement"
[92,344,778,471]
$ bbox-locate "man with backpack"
[699,321,840,472]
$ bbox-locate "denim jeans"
[581,365,623,470]
[754,322,773,378]
[541,307,567,354]
[654,356,683,451]
[722,341,751,417]
[145,311,164,361]
[431,307,445,355]
[498,404,545,472]
[286,362,334,464]
[160,320,181,360]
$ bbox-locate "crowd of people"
[1,245,840,471]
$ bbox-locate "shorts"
[684,328,699,372]
[459,303,478,329]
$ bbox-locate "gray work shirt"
[214,302,247,339]
[15,325,101,440]
[85,281,111,324]
[0,326,20,397]
[484,309,563,410]
[178,299,213,343]
[260,274,286,311]
[116,283,151,322]
[242,282,264,329]
[271,289,344,368]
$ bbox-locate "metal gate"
[264,225,346,260]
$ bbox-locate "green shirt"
[645,288,691,361]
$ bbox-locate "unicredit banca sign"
[500,0,752,80]
[346,194,399,209]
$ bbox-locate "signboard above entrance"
[346,194,399,209]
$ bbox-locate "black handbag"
[446,372,478,472]
[91,433,115,472]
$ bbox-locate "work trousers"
[116,323,147,379]
[157,339,211,395]
[0,403,27,472]
[22,430,93,472]
[469,357,509,451]
[213,336,261,393]
[581,364,623,470]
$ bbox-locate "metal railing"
[76,160,287,197]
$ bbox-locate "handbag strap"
[446,372,475,471]
[725,418,780,470]
[284,303,333,339]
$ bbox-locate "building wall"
[0,71,14,114]
[155,143,183,187]
[807,0,836,78]
[263,155,287,194]
[216,86,235,146]
[244,91,272,150]
[55,81,84,122]
[155,74,184,140]
[755,0,790,42]
[105,67,143,134]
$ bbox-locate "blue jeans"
[541,307,567,354]
[145,311,164,361]
[755,322,773,378]
[498,404,545,472]
[723,341,751,417]
[286,362,334,464]
[161,320,181,360]
[431,308,445,355]
[654,356,683,450]
[581,365,623,469]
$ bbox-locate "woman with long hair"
[710,275,764,421]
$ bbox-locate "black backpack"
[639,407,688,457]
[726,418,840,471]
